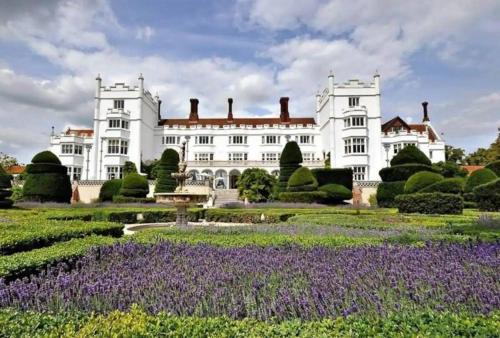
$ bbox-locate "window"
[263,135,280,144]
[229,153,247,162]
[344,137,366,154]
[430,150,433,159]
[107,139,120,154]
[299,135,312,144]
[302,152,315,162]
[61,144,73,154]
[194,153,214,161]
[352,117,365,126]
[229,135,247,144]
[121,120,129,129]
[107,166,123,179]
[114,100,124,109]
[344,118,351,128]
[72,167,82,181]
[393,143,416,154]
[74,145,83,155]
[196,136,213,144]
[108,119,120,128]
[120,140,128,155]
[162,136,177,145]
[348,97,360,107]
[352,166,366,181]
[262,153,279,162]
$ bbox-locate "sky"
[0,0,499,163]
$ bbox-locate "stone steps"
[214,189,240,207]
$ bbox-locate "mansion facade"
[49,73,445,189]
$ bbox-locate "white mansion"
[49,73,445,189]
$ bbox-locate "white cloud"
[136,26,155,41]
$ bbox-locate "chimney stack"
[280,97,290,123]
[422,101,430,123]
[189,98,199,122]
[227,98,234,121]
[158,99,162,120]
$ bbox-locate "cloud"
[136,26,155,41]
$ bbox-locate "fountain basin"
[155,192,208,227]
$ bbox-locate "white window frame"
[113,100,124,109]
[61,144,73,154]
[163,136,176,145]
[348,97,360,107]
[107,139,120,154]
[194,153,214,161]
[106,166,123,179]
[120,140,128,155]
[352,166,367,181]
[344,137,366,154]
[74,145,83,155]
[261,153,279,162]
[229,135,247,144]
[229,153,248,162]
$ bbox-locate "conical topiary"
[0,166,13,208]
[155,149,180,193]
[23,151,72,203]
[278,141,302,192]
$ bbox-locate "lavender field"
[2,241,498,320]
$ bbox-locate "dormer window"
[114,100,124,109]
[348,97,360,107]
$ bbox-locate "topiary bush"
[119,173,149,198]
[99,179,122,202]
[318,184,352,204]
[404,171,444,194]
[236,168,277,202]
[379,164,435,182]
[287,167,318,192]
[22,151,71,203]
[155,149,180,193]
[311,168,353,190]
[464,168,497,193]
[419,177,464,194]
[390,145,432,166]
[376,181,405,208]
[473,178,500,211]
[278,141,302,192]
[123,161,138,176]
[432,161,468,178]
[278,191,327,203]
[395,193,463,214]
[485,160,500,176]
[0,166,13,208]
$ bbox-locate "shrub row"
[0,221,123,255]
[473,178,500,212]
[319,184,352,203]
[204,209,297,223]
[112,196,156,204]
[311,168,353,190]
[279,191,328,204]
[0,307,497,337]
[395,193,464,215]
[0,235,117,281]
[379,164,434,182]
[376,181,405,207]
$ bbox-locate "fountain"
[155,140,208,226]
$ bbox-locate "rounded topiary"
[419,177,464,194]
[376,181,406,208]
[0,166,13,208]
[22,151,71,203]
[123,161,138,176]
[278,141,303,192]
[485,160,500,176]
[287,167,318,192]
[390,145,432,166]
[464,168,497,193]
[379,164,434,182]
[404,171,444,194]
[120,173,149,198]
[155,149,180,193]
[473,178,500,211]
[99,179,122,202]
[319,183,352,204]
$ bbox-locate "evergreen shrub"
[0,166,13,209]
[278,141,302,192]
[404,171,444,194]
[99,179,122,202]
[236,168,276,202]
[287,167,318,192]
[464,168,497,193]
[119,173,149,198]
[473,178,500,211]
[484,160,500,176]
[278,191,327,203]
[419,177,464,194]
[155,149,180,193]
[379,164,434,182]
[318,184,352,203]
[311,168,353,190]
[376,181,405,208]
[395,192,463,214]
[390,144,432,166]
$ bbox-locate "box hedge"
[0,166,13,209]
[419,177,464,194]
[318,184,352,204]
[473,178,500,211]
[464,168,497,193]
[379,164,434,182]
[390,144,432,166]
[119,173,149,198]
[395,192,463,214]
[155,149,180,193]
[485,160,500,176]
[287,167,318,192]
[279,191,327,203]
[404,171,444,194]
[311,168,353,190]
[99,179,122,202]
[376,181,405,208]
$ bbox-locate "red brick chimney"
[189,98,199,122]
[422,101,430,123]
[227,98,233,121]
[280,97,290,123]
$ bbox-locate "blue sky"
[0,0,499,163]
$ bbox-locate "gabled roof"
[381,116,411,133]
[409,124,438,142]
[382,116,438,142]
[158,117,316,127]
[65,128,94,137]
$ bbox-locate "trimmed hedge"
[155,149,180,193]
[464,168,497,193]
[390,144,431,166]
[112,196,156,204]
[119,173,149,198]
[204,209,296,223]
[420,177,464,194]
[376,181,406,208]
[278,142,302,192]
[395,193,463,214]
[404,171,444,194]
[379,164,434,182]
[279,191,327,203]
[319,184,352,204]
[485,160,500,176]
[311,168,353,190]
[287,167,318,192]
[473,178,500,211]
[0,166,12,209]
[23,151,72,203]
[99,179,122,202]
